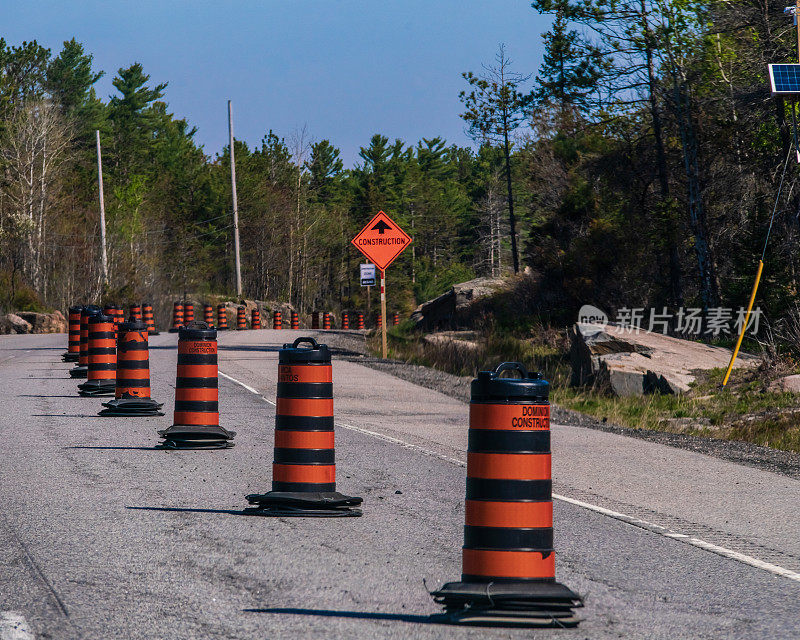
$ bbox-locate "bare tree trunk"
[673,81,719,309]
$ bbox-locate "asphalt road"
[1,329,799,639]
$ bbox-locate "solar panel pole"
[796,0,800,60]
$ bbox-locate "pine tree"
[459,45,531,273]
[534,10,604,123]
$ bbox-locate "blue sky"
[2,1,552,166]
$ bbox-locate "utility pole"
[228,100,243,298]
[96,130,108,288]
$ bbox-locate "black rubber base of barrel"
[62,352,79,363]
[431,581,582,628]
[244,491,363,517]
[157,424,235,449]
[69,365,88,378]
[148,330,160,336]
[77,380,116,397]
[168,328,181,333]
[99,397,165,417]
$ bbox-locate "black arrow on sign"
[371,220,392,234]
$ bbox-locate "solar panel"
[769,64,800,95]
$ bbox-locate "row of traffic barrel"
[59,305,582,629]
[168,302,401,332]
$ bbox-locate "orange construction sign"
[351,211,412,271]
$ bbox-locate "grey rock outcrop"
[0,313,33,334]
[410,277,506,330]
[570,322,758,396]
[16,310,67,333]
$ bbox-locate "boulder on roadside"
[16,310,67,334]
[0,313,33,335]
[768,375,800,393]
[570,322,758,396]
[411,277,506,330]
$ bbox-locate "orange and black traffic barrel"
[357,312,364,330]
[245,337,362,517]
[184,302,194,323]
[217,304,229,330]
[70,305,101,378]
[431,363,582,627]
[393,312,400,326]
[169,302,184,333]
[311,312,319,330]
[129,304,142,323]
[103,304,119,343]
[143,303,159,335]
[203,304,214,327]
[158,321,235,449]
[273,310,282,330]
[252,308,262,329]
[78,313,117,396]
[236,306,247,330]
[323,313,331,330]
[342,313,349,330]
[290,310,299,330]
[62,305,82,362]
[99,321,164,417]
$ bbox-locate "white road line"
[553,494,800,583]
[221,369,800,584]
[218,372,276,405]
[0,612,34,640]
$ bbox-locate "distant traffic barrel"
[237,306,247,330]
[112,305,124,327]
[357,312,364,330]
[217,304,229,330]
[376,313,382,329]
[103,304,119,343]
[245,337,362,516]
[70,305,101,378]
[184,303,194,324]
[342,314,349,330]
[291,310,300,330]
[169,302,184,333]
[393,312,400,326]
[78,313,117,396]
[252,308,262,329]
[158,322,235,448]
[203,304,214,326]
[323,313,331,330]
[431,363,582,627]
[143,303,158,335]
[311,313,319,330]
[273,310,282,330]
[99,321,164,416]
[129,304,142,323]
[63,305,82,362]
